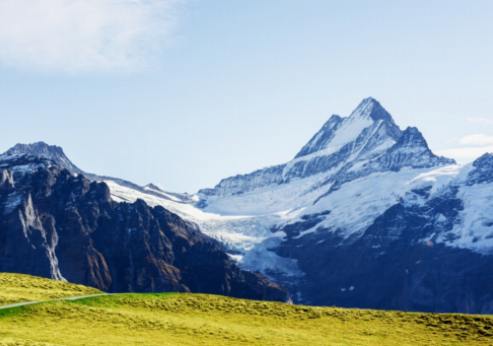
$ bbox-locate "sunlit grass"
[0,273,492,345]
[0,273,100,306]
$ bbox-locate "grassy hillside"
[0,274,492,345]
[0,273,100,305]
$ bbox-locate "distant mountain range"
[1,97,493,313]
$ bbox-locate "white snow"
[203,172,332,216]
[105,165,447,277]
[438,182,493,252]
[290,113,373,164]
[105,180,225,222]
[105,179,302,277]
[410,164,464,194]
[406,163,493,253]
[292,168,432,239]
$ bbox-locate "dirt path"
[0,294,108,311]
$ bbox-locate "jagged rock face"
[200,98,453,198]
[467,153,493,185]
[0,142,192,205]
[0,162,287,301]
[295,115,345,158]
[378,127,452,171]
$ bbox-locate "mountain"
[0,142,82,173]
[0,153,287,301]
[3,97,493,313]
[0,142,195,204]
[193,98,493,313]
[200,98,453,199]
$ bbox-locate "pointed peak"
[361,96,380,105]
[314,114,343,132]
[295,99,400,159]
[393,127,432,151]
[327,114,343,122]
[401,126,426,140]
[383,126,456,169]
[318,114,344,131]
[350,97,395,124]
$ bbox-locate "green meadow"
[0,273,492,345]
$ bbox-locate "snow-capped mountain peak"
[200,98,454,200]
[348,97,395,123]
[295,97,401,160]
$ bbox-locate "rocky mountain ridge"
[0,155,287,301]
[2,97,493,313]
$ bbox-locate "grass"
[0,274,492,345]
[0,272,100,306]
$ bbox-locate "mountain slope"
[276,156,493,312]
[0,273,100,306]
[0,156,286,301]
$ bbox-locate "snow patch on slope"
[203,171,334,216]
[410,164,465,194]
[439,183,493,253]
[298,114,373,161]
[105,179,303,278]
[289,168,433,239]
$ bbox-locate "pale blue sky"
[1,0,493,192]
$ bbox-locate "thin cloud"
[437,146,493,163]
[0,0,182,72]
[459,134,493,146]
[438,133,493,163]
[466,117,493,125]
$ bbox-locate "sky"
[1,0,493,192]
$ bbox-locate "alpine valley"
[2,98,493,313]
